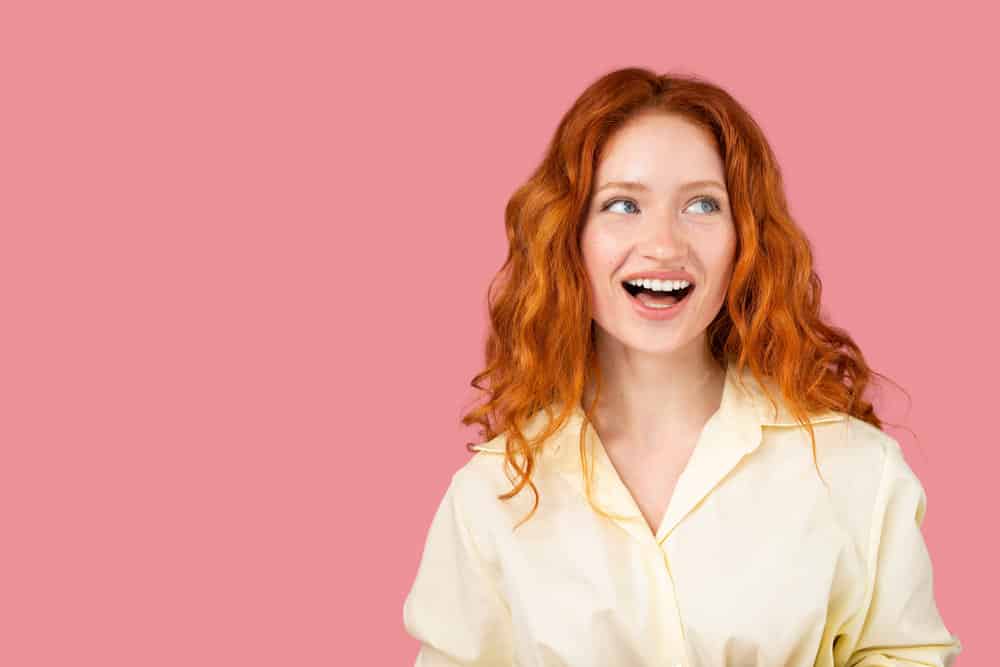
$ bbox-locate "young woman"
[402,68,962,667]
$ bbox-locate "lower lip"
[624,286,693,321]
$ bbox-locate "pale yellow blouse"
[402,362,962,666]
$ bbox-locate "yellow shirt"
[402,362,962,666]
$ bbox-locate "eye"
[601,198,640,215]
[599,195,722,216]
[688,196,722,214]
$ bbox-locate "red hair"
[461,67,908,528]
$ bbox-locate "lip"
[620,269,696,284]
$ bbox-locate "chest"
[496,455,863,667]
[602,435,698,536]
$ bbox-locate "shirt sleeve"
[843,437,962,667]
[402,468,514,666]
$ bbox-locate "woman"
[402,68,962,666]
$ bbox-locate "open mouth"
[622,281,695,307]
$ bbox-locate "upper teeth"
[625,279,691,292]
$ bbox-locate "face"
[580,112,738,357]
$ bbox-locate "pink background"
[1,1,994,664]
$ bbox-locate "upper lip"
[621,269,696,284]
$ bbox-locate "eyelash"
[600,195,722,215]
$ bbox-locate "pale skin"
[579,111,739,535]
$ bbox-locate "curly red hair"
[461,67,908,529]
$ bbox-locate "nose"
[639,209,687,260]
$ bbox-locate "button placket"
[654,537,690,667]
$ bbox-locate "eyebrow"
[595,179,727,194]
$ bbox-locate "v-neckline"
[588,408,722,543]
[549,363,767,546]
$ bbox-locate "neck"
[582,336,727,455]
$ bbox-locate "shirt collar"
[475,360,845,456]
[537,360,843,454]
[472,360,845,544]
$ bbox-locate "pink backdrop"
[1,1,992,664]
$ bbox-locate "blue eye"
[688,196,722,214]
[600,196,722,215]
[603,198,640,214]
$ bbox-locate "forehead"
[594,113,724,188]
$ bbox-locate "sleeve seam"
[450,469,491,566]
[450,468,512,618]
[848,428,895,667]
[864,434,893,597]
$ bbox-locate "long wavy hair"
[461,67,909,529]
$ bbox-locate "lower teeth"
[635,290,683,309]
[642,300,678,309]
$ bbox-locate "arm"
[402,468,514,666]
[842,437,962,666]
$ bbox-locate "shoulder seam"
[863,429,893,598]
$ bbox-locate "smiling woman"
[402,67,962,667]
[581,112,736,336]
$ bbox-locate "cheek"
[705,236,738,300]
[580,227,622,280]
[703,228,738,278]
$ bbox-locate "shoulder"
[448,433,526,520]
[453,436,510,500]
[452,428,565,534]
[859,422,929,526]
[462,411,571,486]
[837,415,917,491]
[813,415,936,547]
[795,416,900,540]
[760,412,888,479]
[799,413,895,474]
